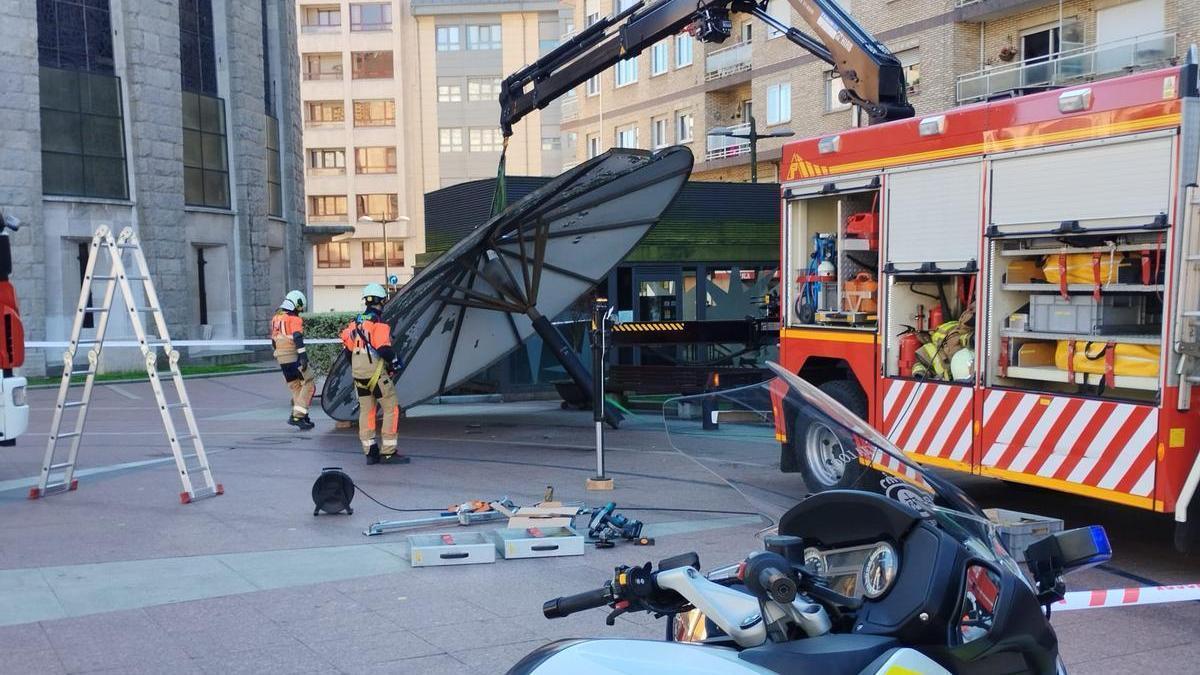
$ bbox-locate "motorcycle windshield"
[662,362,1020,571]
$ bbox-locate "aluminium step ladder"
[30,225,223,503]
[1176,186,1200,409]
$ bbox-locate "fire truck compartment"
[884,160,982,273]
[785,179,880,330]
[988,133,1174,236]
[883,274,976,381]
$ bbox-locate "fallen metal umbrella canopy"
[321,146,695,421]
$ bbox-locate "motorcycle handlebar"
[758,567,798,605]
[543,585,613,619]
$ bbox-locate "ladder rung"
[130,307,157,312]
[126,276,148,281]
[69,369,95,377]
[1184,311,1200,318]
[175,434,196,441]
[91,275,116,281]
[62,401,87,409]
[117,243,141,249]
[49,462,74,470]
[53,432,81,440]
[162,402,188,409]
[82,307,109,313]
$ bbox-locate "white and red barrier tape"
[24,339,343,348]
[1054,584,1200,611]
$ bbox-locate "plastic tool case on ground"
[322,146,694,420]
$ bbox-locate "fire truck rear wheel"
[792,379,868,492]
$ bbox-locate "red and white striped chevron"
[980,390,1158,498]
[881,380,974,463]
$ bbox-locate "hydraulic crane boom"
[499,0,914,137]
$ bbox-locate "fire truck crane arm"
[498,0,914,137]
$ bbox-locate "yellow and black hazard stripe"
[611,322,686,332]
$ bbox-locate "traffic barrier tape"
[25,339,344,348]
[1054,583,1200,611]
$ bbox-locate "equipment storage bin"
[984,508,1063,562]
[492,526,585,559]
[1028,294,1145,335]
[408,532,496,567]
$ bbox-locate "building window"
[466,24,501,50]
[439,128,463,152]
[438,81,462,102]
[266,117,282,217]
[316,241,351,268]
[179,0,218,95]
[542,137,561,151]
[353,99,395,126]
[469,128,504,152]
[351,51,393,79]
[308,148,346,174]
[436,25,461,51]
[350,2,391,31]
[614,56,638,87]
[354,146,397,174]
[651,117,669,149]
[357,193,398,221]
[585,74,600,97]
[650,42,668,76]
[467,77,501,102]
[586,134,600,158]
[36,0,128,199]
[766,0,788,39]
[766,82,791,124]
[303,53,343,80]
[676,111,694,143]
[261,0,274,114]
[38,0,116,73]
[308,195,347,218]
[302,5,340,28]
[584,0,601,27]
[362,240,404,267]
[306,100,345,125]
[615,124,638,149]
[675,34,693,67]
[897,48,920,95]
[825,71,851,112]
[182,91,229,208]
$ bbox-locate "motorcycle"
[509,362,1110,674]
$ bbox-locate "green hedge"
[302,311,356,375]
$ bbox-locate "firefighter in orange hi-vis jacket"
[271,290,316,430]
[340,283,408,465]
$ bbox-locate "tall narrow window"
[37,0,128,199]
[650,42,668,76]
[76,242,95,328]
[675,34,693,67]
[196,248,209,326]
[676,111,694,143]
[263,0,281,217]
[181,0,228,208]
[767,82,791,124]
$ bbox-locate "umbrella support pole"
[529,314,623,429]
[587,296,614,491]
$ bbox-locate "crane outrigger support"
[499,0,914,136]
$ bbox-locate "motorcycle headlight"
[860,543,898,599]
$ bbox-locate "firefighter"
[340,283,407,465]
[271,290,315,430]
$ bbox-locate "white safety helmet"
[362,283,388,303]
[950,348,975,381]
[279,289,307,312]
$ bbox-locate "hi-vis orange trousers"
[354,373,399,455]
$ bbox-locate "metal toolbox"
[492,526,586,559]
[984,508,1064,562]
[1027,294,1146,335]
[408,532,496,567]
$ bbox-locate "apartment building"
[2,0,305,374]
[563,0,1199,182]
[298,0,567,311]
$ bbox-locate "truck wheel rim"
[805,423,845,486]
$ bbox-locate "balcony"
[956,32,1176,104]
[705,122,751,162]
[303,70,343,81]
[705,41,752,82]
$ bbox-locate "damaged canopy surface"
[321,146,695,420]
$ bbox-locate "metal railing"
[704,40,752,81]
[956,31,1176,104]
[705,123,751,161]
[303,70,343,81]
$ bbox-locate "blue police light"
[1083,525,1112,566]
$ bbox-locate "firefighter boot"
[288,415,315,431]
[365,443,380,465]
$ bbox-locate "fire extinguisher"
[898,327,921,378]
[928,304,944,330]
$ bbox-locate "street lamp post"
[707,116,795,183]
[358,214,410,288]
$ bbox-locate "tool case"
[408,532,496,567]
[1028,294,1148,335]
[492,526,586,559]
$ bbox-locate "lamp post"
[707,116,795,183]
[358,214,410,287]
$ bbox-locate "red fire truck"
[776,58,1200,550]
